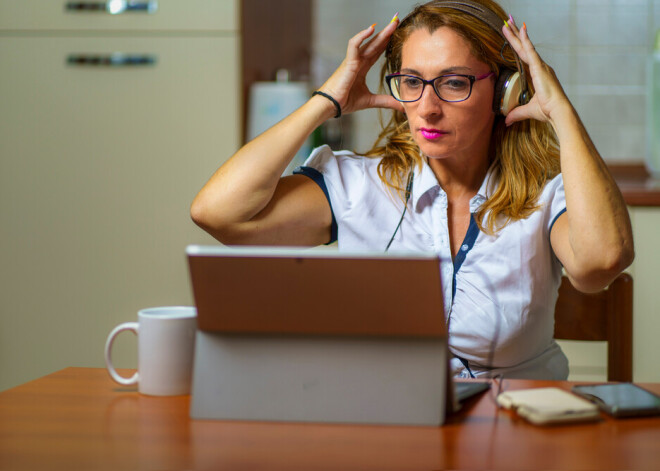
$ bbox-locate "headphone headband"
[429,0,529,108]
[433,0,507,38]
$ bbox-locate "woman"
[191,0,634,379]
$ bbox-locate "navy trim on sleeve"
[549,207,567,266]
[293,166,338,244]
[452,214,480,300]
[549,207,567,235]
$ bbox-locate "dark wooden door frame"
[241,0,312,143]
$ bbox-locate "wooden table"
[1,368,659,470]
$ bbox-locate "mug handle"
[104,322,139,385]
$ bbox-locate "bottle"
[247,69,311,176]
[647,30,660,178]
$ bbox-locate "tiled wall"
[313,0,660,162]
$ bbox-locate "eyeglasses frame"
[385,71,495,103]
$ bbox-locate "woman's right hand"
[317,17,404,116]
[191,17,404,248]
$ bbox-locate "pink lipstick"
[420,128,446,140]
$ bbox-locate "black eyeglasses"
[385,72,494,103]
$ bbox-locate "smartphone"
[572,383,660,418]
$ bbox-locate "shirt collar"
[471,161,499,211]
[410,158,442,208]
[410,158,498,212]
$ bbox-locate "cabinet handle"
[65,1,158,14]
[67,54,157,67]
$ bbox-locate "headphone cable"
[385,171,414,252]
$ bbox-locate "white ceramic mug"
[105,306,197,396]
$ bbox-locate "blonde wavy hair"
[365,0,561,234]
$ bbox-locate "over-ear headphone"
[493,68,526,116]
[426,0,530,115]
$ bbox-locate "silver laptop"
[186,245,464,426]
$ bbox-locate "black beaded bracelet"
[312,90,342,119]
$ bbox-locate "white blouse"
[295,145,569,380]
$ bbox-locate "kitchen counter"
[609,163,660,207]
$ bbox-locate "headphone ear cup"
[493,69,523,116]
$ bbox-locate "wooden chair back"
[554,273,633,382]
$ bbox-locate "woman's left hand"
[501,19,570,127]
[502,19,634,292]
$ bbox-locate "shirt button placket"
[433,190,449,251]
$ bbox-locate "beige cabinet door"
[0,0,236,31]
[0,35,238,389]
